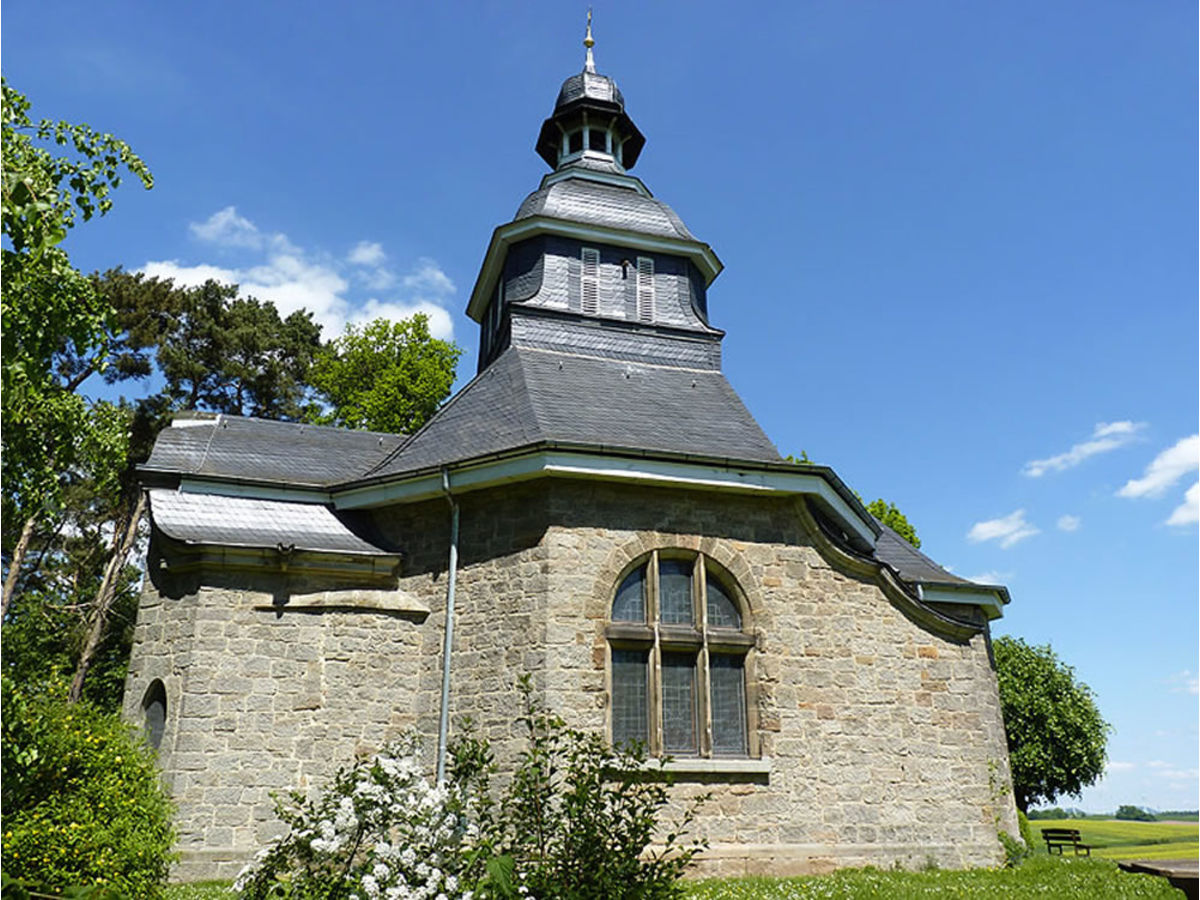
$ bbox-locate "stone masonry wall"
[125,477,1017,880]
[529,480,1017,875]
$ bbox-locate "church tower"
[367,23,785,480]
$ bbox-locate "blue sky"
[5,1,1196,811]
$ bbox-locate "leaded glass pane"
[710,655,747,756]
[611,650,649,748]
[659,559,694,625]
[661,652,697,754]
[706,573,741,629]
[612,567,646,622]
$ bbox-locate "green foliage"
[0,676,175,897]
[3,398,141,712]
[1114,805,1156,822]
[1,80,151,523]
[993,636,1108,812]
[998,830,1030,868]
[683,856,1183,899]
[865,499,921,548]
[479,676,708,899]
[1028,806,1068,820]
[1017,809,1035,851]
[307,314,461,434]
[137,277,323,419]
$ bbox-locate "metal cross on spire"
[584,8,596,72]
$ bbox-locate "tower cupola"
[535,15,645,172]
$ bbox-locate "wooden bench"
[1041,827,1093,856]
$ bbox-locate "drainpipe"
[436,467,459,785]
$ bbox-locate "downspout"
[436,467,459,785]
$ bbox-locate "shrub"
[238,679,707,900]
[479,676,708,899]
[234,731,486,899]
[1017,809,1034,850]
[0,675,175,897]
[998,830,1030,868]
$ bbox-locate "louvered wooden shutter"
[636,256,654,322]
[581,248,600,314]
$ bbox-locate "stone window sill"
[639,757,772,776]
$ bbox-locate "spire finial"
[584,9,596,73]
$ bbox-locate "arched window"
[142,679,167,750]
[607,551,755,757]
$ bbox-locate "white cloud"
[347,240,386,266]
[353,299,455,341]
[966,510,1040,549]
[1118,435,1200,498]
[1023,421,1146,477]
[1165,481,1199,527]
[188,205,265,249]
[1167,670,1200,696]
[402,258,456,297]
[142,260,238,286]
[1106,761,1137,773]
[966,570,1013,586]
[1116,436,1200,527]
[1147,761,1200,781]
[144,210,457,340]
[1056,514,1081,532]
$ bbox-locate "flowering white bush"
[234,733,482,900]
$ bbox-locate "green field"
[683,857,1182,899]
[1033,817,1199,861]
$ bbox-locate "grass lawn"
[683,857,1184,898]
[167,857,1187,899]
[1032,817,1199,861]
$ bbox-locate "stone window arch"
[142,679,167,750]
[606,550,757,758]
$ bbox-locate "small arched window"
[142,679,167,750]
[607,551,755,757]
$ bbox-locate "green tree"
[144,278,322,419]
[1,80,151,629]
[308,314,461,434]
[1115,804,1155,822]
[993,635,1109,813]
[866,498,921,548]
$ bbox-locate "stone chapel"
[124,28,1020,881]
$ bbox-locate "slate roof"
[364,345,781,479]
[872,521,971,586]
[516,176,695,241]
[149,490,396,556]
[556,71,625,110]
[142,415,406,488]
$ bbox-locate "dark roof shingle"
[143,415,405,487]
[516,177,695,241]
[365,345,781,478]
